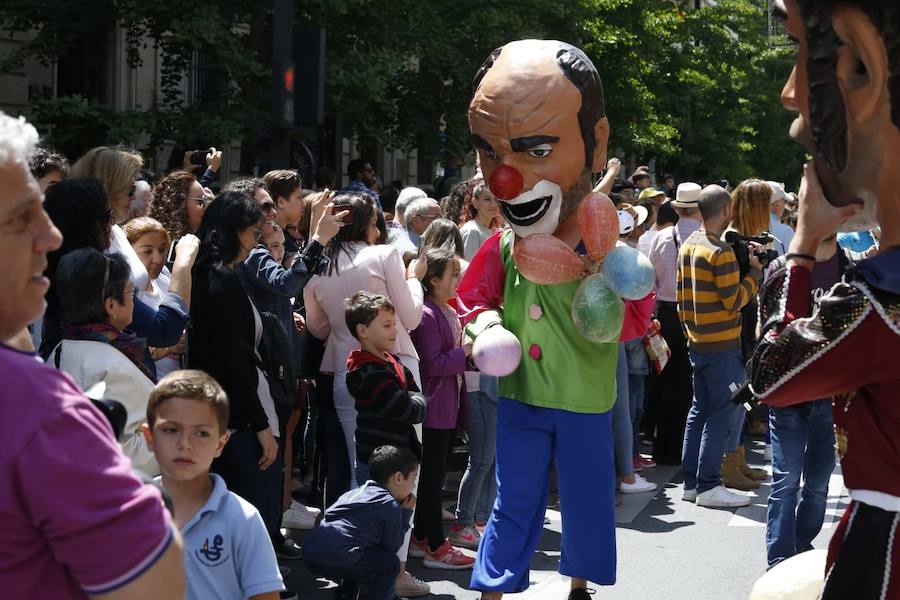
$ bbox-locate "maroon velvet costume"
[750,250,900,598]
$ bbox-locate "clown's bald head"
[469,40,609,238]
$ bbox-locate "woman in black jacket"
[186,190,284,535]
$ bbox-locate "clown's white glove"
[466,311,521,377]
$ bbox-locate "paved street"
[285,441,846,599]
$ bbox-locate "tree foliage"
[1,0,805,186]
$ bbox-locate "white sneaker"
[682,488,697,503]
[395,570,431,597]
[764,443,773,463]
[282,500,320,529]
[619,474,657,494]
[696,485,751,508]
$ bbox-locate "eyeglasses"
[259,201,276,213]
[419,214,439,222]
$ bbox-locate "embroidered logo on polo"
[196,534,231,567]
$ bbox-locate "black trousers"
[306,547,400,600]
[212,428,284,537]
[315,373,352,508]
[413,427,453,551]
[652,301,694,463]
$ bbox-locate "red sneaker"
[635,454,656,469]
[422,539,476,570]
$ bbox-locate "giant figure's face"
[778,0,891,230]
[469,40,608,238]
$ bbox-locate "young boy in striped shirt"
[676,184,763,509]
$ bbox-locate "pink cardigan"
[304,242,424,374]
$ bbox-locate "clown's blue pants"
[470,398,616,592]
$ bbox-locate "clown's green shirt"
[460,230,618,414]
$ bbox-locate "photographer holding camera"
[677,184,764,508]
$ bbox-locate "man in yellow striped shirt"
[677,185,763,509]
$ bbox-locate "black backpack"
[256,310,298,437]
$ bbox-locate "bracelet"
[785,252,816,262]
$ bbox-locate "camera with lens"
[724,230,780,276]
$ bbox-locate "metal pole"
[271,0,293,168]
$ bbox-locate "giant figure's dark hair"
[473,41,606,170]
[797,1,900,173]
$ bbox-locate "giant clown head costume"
[469,39,610,241]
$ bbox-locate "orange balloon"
[513,234,583,285]
[578,192,619,261]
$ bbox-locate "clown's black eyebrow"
[471,134,496,154]
[510,135,560,153]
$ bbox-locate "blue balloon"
[602,245,656,300]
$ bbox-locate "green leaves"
[2,0,803,185]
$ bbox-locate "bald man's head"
[698,184,732,221]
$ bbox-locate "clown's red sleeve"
[455,230,506,327]
[620,290,656,342]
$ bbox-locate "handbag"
[643,318,671,374]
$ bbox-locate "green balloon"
[571,274,625,343]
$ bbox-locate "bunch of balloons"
[513,192,655,343]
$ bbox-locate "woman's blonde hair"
[729,179,771,236]
[71,146,143,211]
[122,216,170,245]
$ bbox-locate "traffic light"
[273,60,295,129]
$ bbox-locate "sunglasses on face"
[259,201,276,213]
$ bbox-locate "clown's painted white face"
[495,179,562,237]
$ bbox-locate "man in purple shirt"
[0,111,186,599]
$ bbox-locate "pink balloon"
[513,233,583,285]
[578,192,619,261]
[472,325,522,377]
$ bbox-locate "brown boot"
[721,452,760,490]
[738,445,768,481]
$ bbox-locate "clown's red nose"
[488,164,524,200]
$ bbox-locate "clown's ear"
[591,117,610,173]
[832,5,888,127]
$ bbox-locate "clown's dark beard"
[557,169,594,226]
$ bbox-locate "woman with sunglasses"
[147,170,211,241]
[47,249,158,475]
[187,190,286,543]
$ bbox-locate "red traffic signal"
[283,66,294,93]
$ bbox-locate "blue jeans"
[682,348,746,494]
[629,373,645,456]
[456,376,498,525]
[766,400,835,568]
[612,343,634,477]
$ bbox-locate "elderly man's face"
[410,201,442,236]
[0,160,62,339]
[469,41,606,238]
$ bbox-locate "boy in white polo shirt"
[143,369,285,600]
